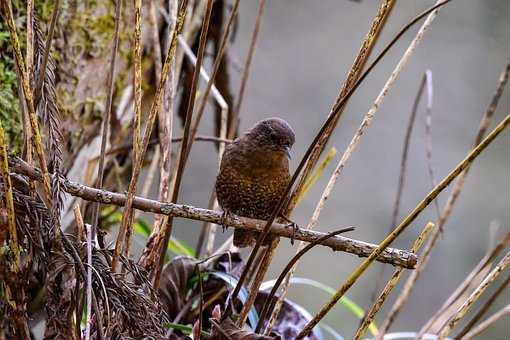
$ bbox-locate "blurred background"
[147,1,510,338]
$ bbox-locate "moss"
[0,22,23,153]
[0,1,56,153]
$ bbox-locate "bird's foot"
[279,215,300,245]
[220,209,234,232]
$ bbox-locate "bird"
[215,117,295,247]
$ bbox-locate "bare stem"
[111,0,189,271]
[90,0,123,249]
[227,0,452,315]
[354,222,434,340]
[296,110,510,339]
[438,250,510,338]
[286,0,396,214]
[150,0,214,289]
[377,58,510,337]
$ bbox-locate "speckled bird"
[215,118,295,247]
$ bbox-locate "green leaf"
[133,217,195,258]
[165,322,210,337]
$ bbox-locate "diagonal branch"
[10,156,418,269]
[297,108,510,339]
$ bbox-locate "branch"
[10,156,417,269]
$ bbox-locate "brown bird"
[215,118,295,247]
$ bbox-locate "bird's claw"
[220,209,233,232]
[280,216,299,245]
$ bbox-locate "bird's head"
[245,117,295,158]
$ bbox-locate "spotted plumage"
[215,118,295,247]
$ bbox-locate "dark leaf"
[254,292,320,340]
[159,256,202,320]
[209,318,280,340]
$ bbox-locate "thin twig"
[90,0,123,249]
[184,0,240,162]
[0,123,20,269]
[10,156,418,268]
[60,232,105,340]
[231,0,266,136]
[93,136,231,161]
[438,250,510,338]
[377,59,510,337]
[264,148,338,334]
[149,0,174,245]
[416,232,510,338]
[460,304,510,340]
[226,1,453,315]
[423,70,441,220]
[150,0,214,289]
[370,70,430,304]
[292,3,445,334]
[296,109,510,339]
[255,228,355,333]
[238,239,279,327]
[354,222,434,340]
[73,205,93,340]
[455,274,510,339]
[25,0,34,171]
[121,0,144,261]
[285,0,396,214]
[132,0,143,174]
[111,0,189,271]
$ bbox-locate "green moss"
[0,22,23,153]
[0,1,56,153]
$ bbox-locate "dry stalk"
[285,0,395,214]
[150,0,214,288]
[378,59,510,337]
[148,0,175,242]
[264,148,337,333]
[24,0,34,162]
[73,205,93,340]
[227,0,452,316]
[416,232,510,338]
[0,0,52,205]
[90,0,123,248]
[121,0,144,261]
[238,239,279,327]
[455,273,510,339]
[132,0,143,169]
[460,304,510,340]
[26,0,34,85]
[111,0,189,271]
[0,124,20,268]
[188,1,241,258]
[231,0,266,135]
[438,250,510,338]
[274,2,441,332]
[296,110,510,339]
[0,125,29,337]
[354,222,434,340]
[370,70,432,304]
[184,0,240,162]
[255,228,356,333]
[10,156,418,268]
[423,71,441,219]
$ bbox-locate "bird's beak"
[284,146,292,160]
